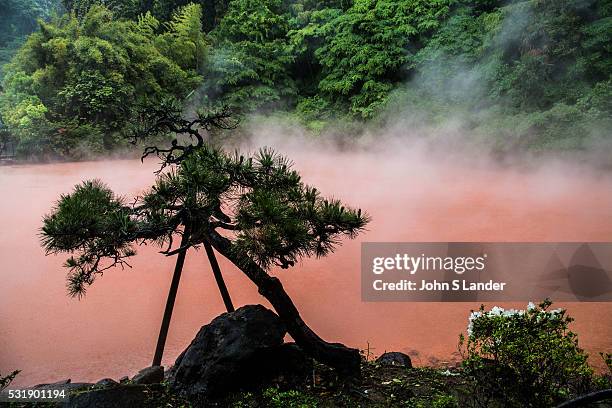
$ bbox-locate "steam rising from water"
[1,134,611,386]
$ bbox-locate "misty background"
[0,0,609,161]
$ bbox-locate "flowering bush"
[459,300,593,407]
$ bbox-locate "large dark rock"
[94,378,119,388]
[169,304,311,397]
[377,352,413,368]
[132,366,164,385]
[19,380,154,408]
[63,384,154,408]
[31,379,94,394]
[250,342,313,386]
[32,379,71,388]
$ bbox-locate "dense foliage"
[459,300,595,407]
[41,142,367,295]
[386,0,612,150]
[0,4,204,157]
[0,0,610,157]
[0,0,62,77]
[292,0,454,119]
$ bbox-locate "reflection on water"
[1,149,611,386]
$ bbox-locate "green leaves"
[152,143,368,270]
[157,3,207,72]
[203,0,296,111]
[41,180,139,297]
[229,148,368,269]
[461,300,594,407]
[0,0,60,74]
[0,4,204,158]
[3,0,610,154]
[290,0,454,119]
[41,140,369,296]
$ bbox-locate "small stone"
[95,378,119,388]
[376,352,413,368]
[31,379,93,394]
[32,379,71,388]
[132,366,164,385]
[65,384,153,408]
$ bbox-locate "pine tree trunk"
[152,226,191,367]
[203,241,235,313]
[205,231,361,374]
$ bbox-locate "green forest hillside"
[0,0,610,158]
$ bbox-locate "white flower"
[490,306,505,315]
[527,302,536,311]
[467,311,482,336]
[503,309,519,317]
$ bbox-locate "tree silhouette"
[41,104,369,372]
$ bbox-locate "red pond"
[1,145,611,386]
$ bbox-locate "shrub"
[431,394,458,408]
[459,300,593,407]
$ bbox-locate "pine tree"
[41,103,369,371]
